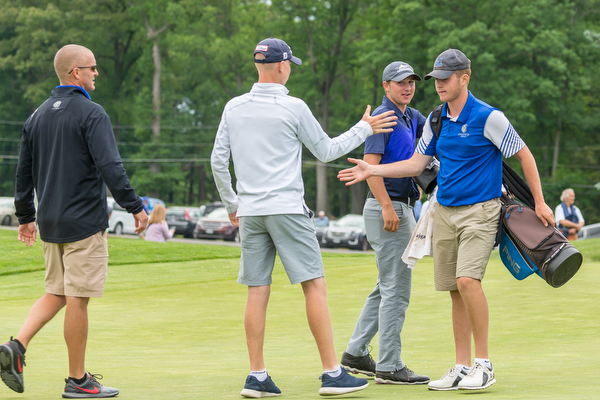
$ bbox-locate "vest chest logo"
[459,123,469,138]
[52,101,62,109]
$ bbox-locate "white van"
[107,197,137,235]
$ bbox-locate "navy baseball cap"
[254,37,302,65]
[382,61,421,83]
[424,48,471,80]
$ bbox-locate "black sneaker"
[319,368,369,396]
[240,375,281,398]
[62,372,119,398]
[375,366,430,385]
[340,351,376,377]
[0,337,25,393]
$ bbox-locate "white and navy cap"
[254,37,302,65]
[382,61,421,83]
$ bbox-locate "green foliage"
[0,0,599,216]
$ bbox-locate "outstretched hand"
[361,106,397,134]
[337,158,373,186]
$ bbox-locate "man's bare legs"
[16,293,66,348]
[301,277,337,371]
[244,278,338,372]
[16,294,90,379]
[64,297,89,379]
[452,277,489,364]
[245,285,270,372]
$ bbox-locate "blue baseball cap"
[254,37,302,65]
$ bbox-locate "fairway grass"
[1,228,599,399]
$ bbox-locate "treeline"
[0,0,599,222]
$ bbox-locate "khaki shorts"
[43,231,109,297]
[432,198,501,291]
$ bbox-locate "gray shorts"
[238,212,324,286]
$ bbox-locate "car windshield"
[206,207,229,219]
[335,215,364,228]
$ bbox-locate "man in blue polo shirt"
[340,61,429,385]
[337,48,554,391]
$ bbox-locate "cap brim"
[291,56,302,66]
[424,69,455,80]
[384,72,422,83]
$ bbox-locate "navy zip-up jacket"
[15,86,143,243]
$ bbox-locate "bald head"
[54,44,94,83]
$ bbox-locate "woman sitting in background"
[144,204,175,242]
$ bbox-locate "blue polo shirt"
[365,96,426,199]
[416,91,525,207]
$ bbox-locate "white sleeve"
[554,205,565,222]
[296,103,373,163]
[415,112,436,155]
[484,110,525,158]
[575,206,585,223]
[210,111,239,214]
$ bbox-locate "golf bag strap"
[430,104,443,139]
[501,161,535,209]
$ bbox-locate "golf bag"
[427,104,582,288]
[499,161,583,288]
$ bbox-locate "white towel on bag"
[402,188,438,269]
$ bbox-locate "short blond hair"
[454,68,471,78]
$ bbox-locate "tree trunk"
[144,17,168,197]
[350,182,365,214]
[149,39,161,179]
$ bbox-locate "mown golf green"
[1,228,599,399]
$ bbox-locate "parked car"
[320,214,371,251]
[107,197,138,235]
[202,201,225,216]
[313,216,329,245]
[193,207,239,241]
[166,206,204,238]
[142,197,167,213]
[0,198,18,226]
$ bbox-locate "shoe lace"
[442,366,458,378]
[8,337,25,367]
[465,363,484,377]
[365,346,375,366]
[87,373,104,384]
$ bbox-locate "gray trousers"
[345,198,416,372]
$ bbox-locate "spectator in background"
[144,204,175,242]
[314,210,330,227]
[555,188,584,241]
